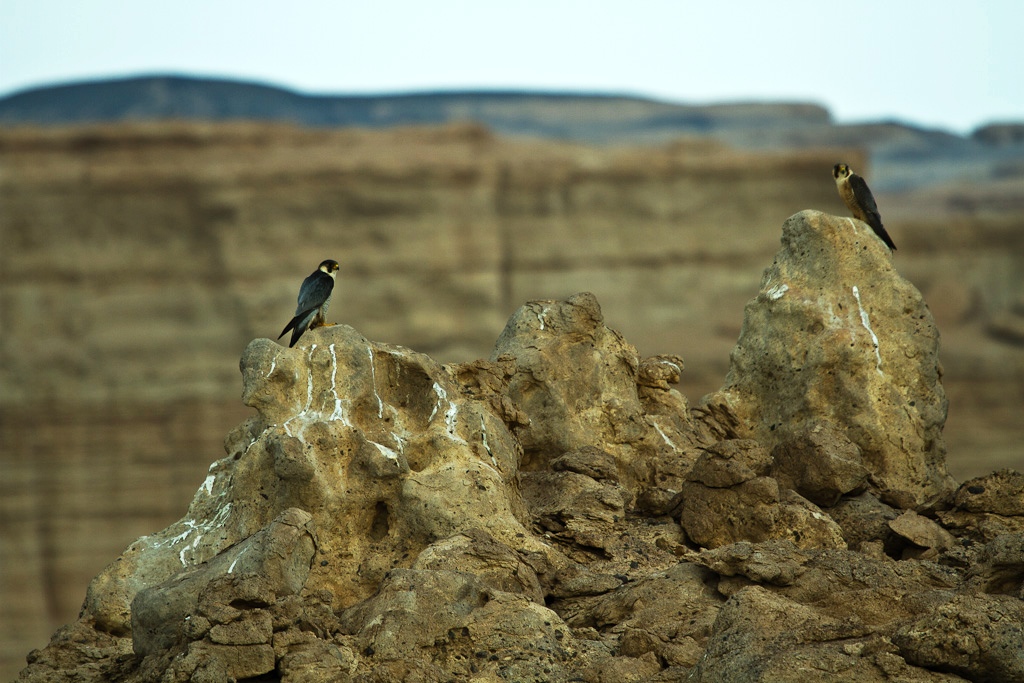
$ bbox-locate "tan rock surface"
[888,511,957,557]
[675,440,846,550]
[700,210,956,507]
[771,423,870,507]
[893,592,1024,681]
[492,291,696,491]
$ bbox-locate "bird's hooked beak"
[833,163,851,180]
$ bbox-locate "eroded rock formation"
[700,210,954,508]
[19,212,1024,682]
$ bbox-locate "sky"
[1,1,1021,134]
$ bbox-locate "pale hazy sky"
[1,1,1021,134]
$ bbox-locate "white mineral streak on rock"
[658,359,682,375]
[766,283,789,301]
[852,286,884,375]
[429,382,445,422]
[153,502,233,567]
[445,400,464,443]
[368,347,384,418]
[536,305,549,330]
[648,416,679,451]
[327,344,354,425]
[428,381,466,443]
[479,414,498,467]
[371,441,399,461]
[226,546,248,574]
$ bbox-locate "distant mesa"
[972,122,1024,147]
[0,74,832,137]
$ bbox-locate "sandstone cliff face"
[18,212,1024,682]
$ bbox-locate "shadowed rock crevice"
[18,212,1024,682]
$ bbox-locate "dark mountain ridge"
[2,74,1022,192]
[0,74,830,135]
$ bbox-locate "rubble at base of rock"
[18,212,1024,682]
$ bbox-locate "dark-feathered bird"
[278,259,340,347]
[833,163,897,251]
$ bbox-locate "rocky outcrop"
[18,212,1024,682]
[492,292,694,490]
[675,439,847,550]
[700,210,955,508]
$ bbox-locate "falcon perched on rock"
[278,259,341,347]
[833,163,897,251]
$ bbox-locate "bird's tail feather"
[278,318,297,339]
[284,310,317,347]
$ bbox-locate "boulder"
[771,423,870,507]
[690,585,965,683]
[337,569,579,681]
[827,492,902,553]
[937,469,1024,542]
[887,511,957,559]
[954,469,1024,515]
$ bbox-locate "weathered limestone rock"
[893,592,1024,681]
[582,651,663,682]
[827,492,902,554]
[131,508,315,657]
[887,511,957,559]
[492,292,697,492]
[771,423,870,507]
[522,469,629,551]
[552,446,620,482]
[700,210,955,508]
[337,569,579,681]
[583,562,722,667]
[274,632,355,683]
[690,540,812,588]
[79,324,552,641]
[954,469,1024,515]
[686,540,975,682]
[690,585,966,683]
[938,469,1024,542]
[412,528,546,603]
[964,533,1024,598]
[676,440,846,549]
[771,547,959,621]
